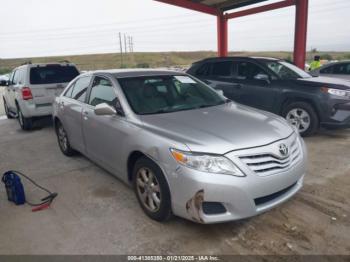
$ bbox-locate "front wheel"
[17,105,32,130]
[3,98,14,119]
[133,157,172,222]
[282,102,319,137]
[55,121,76,156]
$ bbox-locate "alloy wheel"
[18,109,24,127]
[57,125,68,152]
[286,108,311,133]
[136,167,162,212]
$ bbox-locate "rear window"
[30,65,79,85]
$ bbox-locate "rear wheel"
[133,157,172,222]
[3,98,14,119]
[282,101,319,136]
[17,105,32,130]
[55,121,75,156]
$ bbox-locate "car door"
[7,69,20,111]
[3,71,14,111]
[82,75,129,176]
[203,61,243,102]
[331,63,350,80]
[231,60,278,111]
[59,75,91,153]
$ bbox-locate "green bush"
[0,68,11,75]
[321,54,333,60]
[136,63,150,68]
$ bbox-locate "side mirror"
[94,103,117,116]
[216,89,224,96]
[115,99,125,116]
[0,80,8,86]
[254,73,270,84]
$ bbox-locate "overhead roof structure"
[155,0,309,69]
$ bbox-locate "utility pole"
[131,36,134,53]
[128,36,131,53]
[124,34,128,54]
[118,32,123,67]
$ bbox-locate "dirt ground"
[0,116,349,255]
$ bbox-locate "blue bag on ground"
[2,171,26,205]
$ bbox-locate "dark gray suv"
[188,57,350,136]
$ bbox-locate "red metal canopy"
[155,0,309,69]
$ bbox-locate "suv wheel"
[3,99,14,119]
[133,157,172,222]
[55,121,76,156]
[17,105,32,130]
[282,102,319,136]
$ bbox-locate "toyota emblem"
[279,144,289,157]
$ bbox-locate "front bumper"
[168,134,307,224]
[320,101,350,129]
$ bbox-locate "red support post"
[217,15,228,57]
[293,0,308,69]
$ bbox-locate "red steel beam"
[293,0,308,69]
[154,0,219,16]
[217,15,228,57]
[225,0,295,19]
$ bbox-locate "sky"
[0,0,349,58]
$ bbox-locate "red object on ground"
[31,202,51,212]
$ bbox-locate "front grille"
[254,182,297,206]
[239,135,301,176]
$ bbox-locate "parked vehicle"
[310,61,350,81]
[53,69,307,224]
[0,74,9,86]
[2,62,80,130]
[187,57,350,136]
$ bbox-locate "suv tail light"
[21,87,33,100]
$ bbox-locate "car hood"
[140,103,293,155]
[297,76,350,90]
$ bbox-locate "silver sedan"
[53,70,307,223]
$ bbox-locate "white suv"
[3,62,80,130]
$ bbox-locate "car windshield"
[117,75,227,115]
[263,60,312,80]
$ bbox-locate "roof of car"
[15,62,76,69]
[194,56,280,64]
[89,69,187,78]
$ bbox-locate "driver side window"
[89,76,117,107]
[235,61,266,80]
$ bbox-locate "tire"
[17,104,32,130]
[282,101,319,137]
[55,120,76,156]
[133,157,172,222]
[3,98,14,119]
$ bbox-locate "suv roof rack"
[58,60,71,63]
[21,60,32,65]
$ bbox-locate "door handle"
[83,110,89,120]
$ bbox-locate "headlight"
[325,88,350,99]
[170,149,245,177]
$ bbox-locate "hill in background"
[1,51,349,74]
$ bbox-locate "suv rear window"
[30,65,79,84]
